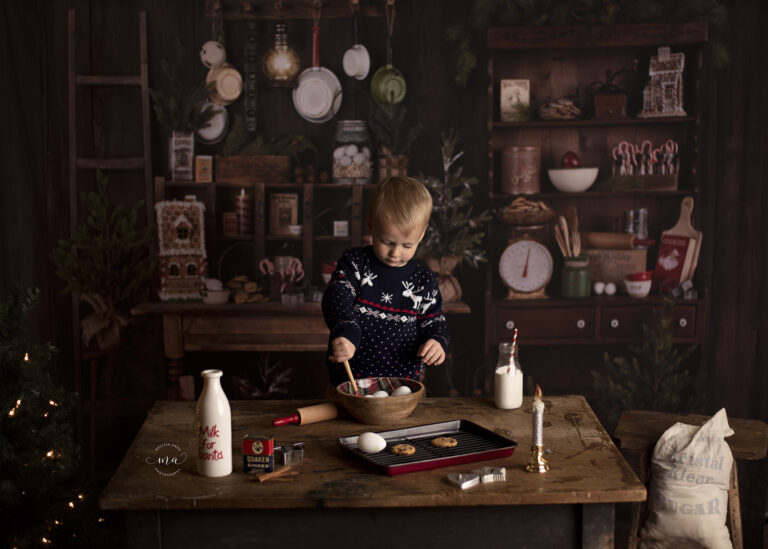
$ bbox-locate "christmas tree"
[592,298,703,430]
[0,287,81,546]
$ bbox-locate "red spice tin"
[243,434,275,474]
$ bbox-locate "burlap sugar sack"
[639,408,734,549]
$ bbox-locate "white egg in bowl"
[335,377,424,425]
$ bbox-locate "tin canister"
[501,146,541,194]
[243,434,275,474]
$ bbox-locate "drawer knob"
[610,319,620,328]
[505,320,516,330]
[678,318,688,328]
[576,319,586,329]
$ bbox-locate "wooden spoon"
[553,224,568,258]
[558,216,572,257]
[343,360,359,395]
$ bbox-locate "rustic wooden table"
[131,301,470,400]
[100,396,645,549]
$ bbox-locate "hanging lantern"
[262,21,301,87]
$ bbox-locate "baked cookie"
[391,443,416,456]
[431,436,458,448]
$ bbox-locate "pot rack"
[205,0,385,20]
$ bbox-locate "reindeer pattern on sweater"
[322,246,449,385]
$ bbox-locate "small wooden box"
[593,93,628,120]
[215,155,292,184]
[582,248,647,285]
[269,193,298,236]
[195,155,213,182]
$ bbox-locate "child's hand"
[418,339,445,366]
[329,337,356,363]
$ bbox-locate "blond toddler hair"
[367,176,433,233]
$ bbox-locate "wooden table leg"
[581,503,614,549]
[162,314,184,400]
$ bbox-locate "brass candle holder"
[524,444,550,473]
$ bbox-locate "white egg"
[357,431,386,453]
[372,390,389,398]
[593,281,605,295]
[604,282,617,295]
[344,144,359,156]
[391,385,412,397]
[362,146,371,158]
[338,155,352,167]
[332,147,346,159]
[352,152,366,165]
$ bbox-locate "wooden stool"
[614,410,768,549]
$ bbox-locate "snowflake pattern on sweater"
[322,246,449,386]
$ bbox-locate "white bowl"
[343,44,371,80]
[624,279,652,298]
[202,289,230,305]
[548,167,598,192]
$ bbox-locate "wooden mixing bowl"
[336,377,424,425]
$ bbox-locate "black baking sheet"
[338,419,517,475]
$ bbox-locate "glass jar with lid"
[332,120,372,184]
[561,256,591,298]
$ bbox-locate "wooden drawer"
[496,307,594,340]
[601,305,696,339]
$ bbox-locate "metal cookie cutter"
[471,466,507,484]
[447,472,480,490]
[275,442,305,466]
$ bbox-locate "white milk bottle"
[195,369,232,477]
[494,342,523,409]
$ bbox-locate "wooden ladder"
[66,8,153,477]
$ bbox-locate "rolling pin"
[272,402,338,426]
[581,232,655,249]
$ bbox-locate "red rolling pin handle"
[272,414,300,427]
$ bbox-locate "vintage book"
[269,193,298,236]
[651,234,695,291]
[500,79,530,122]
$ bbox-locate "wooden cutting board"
[652,196,702,289]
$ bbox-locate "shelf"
[490,189,691,201]
[488,22,708,50]
[314,235,352,242]
[492,116,696,129]
[265,234,302,241]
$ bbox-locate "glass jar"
[561,256,591,298]
[494,342,523,409]
[332,120,372,185]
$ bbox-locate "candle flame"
[534,384,543,401]
[23,353,29,362]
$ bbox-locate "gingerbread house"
[155,197,207,301]
[638,46,686,118]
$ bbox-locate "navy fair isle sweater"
[322,246,449,386]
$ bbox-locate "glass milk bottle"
[494,342,523,409]
[195,369,232,477]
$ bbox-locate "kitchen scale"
[498,233,553,299]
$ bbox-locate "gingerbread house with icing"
[155,197,207,301]
[638,46,686,118]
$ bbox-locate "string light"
[46,450,54,458]
[68,501,75,509]
[98,517,105,523]
[8,398,21,417]
[77,493,84,500]
[54,520,61,526]
[41,538,51,544]
[49,400,58,407]
[24,352,29,361]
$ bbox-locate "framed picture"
[500,79,530,122]
[169,131,194,181]
[269,193,298,236]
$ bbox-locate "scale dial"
[499,239,554,294]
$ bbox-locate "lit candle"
[533,384,544,447]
